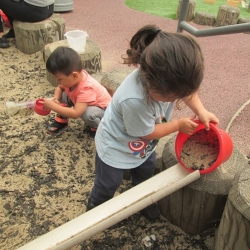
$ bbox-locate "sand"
[0,39,216,250]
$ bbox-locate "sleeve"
[120,98,155,137]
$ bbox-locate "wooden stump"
[193,11,215,26]
[215,5,240,27]
[158,135,249,234]
[213,167,250,249]
[238,17,250,24]
[44,39,102,87]
[13,14,65,55]
[100,68,135,97]
[176,0,196,21]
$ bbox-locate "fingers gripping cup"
[175,120,233,174]
[34,99,51,116]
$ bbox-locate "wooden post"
[16,164,200,250]
[158,135,249,234]
[215,5,240,27]
[13,14,65,54]
[213,167,250,249]
[101,68,134,96]
[176,0,196,22]
[193,11,215,26]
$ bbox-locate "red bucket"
[34,99,51,116]
[175,120,233,174]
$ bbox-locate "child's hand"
[53,97,60,104]
[177,117,199,135]
[42,98,59,110]
[197,109,219,130]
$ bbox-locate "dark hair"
[122,25,204,99]
[46,46,83,76]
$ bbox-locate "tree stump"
[238,17,250,24]
[215,5,240,27]
[158,134,249,234]
[43,39,102,87]
[213,167,250,249]
[13,14,65,55]
[193,11,215,26]
[176,0,196,21]
[100,68,135,97]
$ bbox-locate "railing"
[177,0,250,36]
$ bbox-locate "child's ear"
[72,71,79,79]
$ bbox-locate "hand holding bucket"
[175,120,233,174]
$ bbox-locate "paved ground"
[59,0,250,156]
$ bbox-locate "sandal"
[0,37,9,48]
[47,115,68,134]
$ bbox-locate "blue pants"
[90,151,156,206]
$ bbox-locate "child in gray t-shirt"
[87,24,219,221]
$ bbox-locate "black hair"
[122,25,204,99]
[46,46,83,76]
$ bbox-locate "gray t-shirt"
[95,68,174,169]
[24,0,54,7]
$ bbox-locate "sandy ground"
[1,1,249,248]
[0,36,218,249]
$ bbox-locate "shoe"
[0,37,9,48]
[140,203,160,220]
[86,197,96,211]
[85,127,97,139]
[2,28,15,39]
[89,127,97,138]
[47,116,68,134]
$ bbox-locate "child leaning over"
[42,46,111,137]
[87,25,219,221]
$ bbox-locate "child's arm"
[43,100,88,119]
[183,93,219,129]
[142,93,219,141]
[53,86,64,103]
[141,117,199,141]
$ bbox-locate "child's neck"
[69,82,79,91]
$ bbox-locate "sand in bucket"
[64,30,88,53]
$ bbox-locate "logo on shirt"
[128,139,158,158]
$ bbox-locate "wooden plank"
[17,164,200,250]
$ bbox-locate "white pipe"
[16,164,200,250]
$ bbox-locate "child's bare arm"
[183,93,219,129]
[141,117,199,141]
[43,100,88,119]
[53,86,64,103]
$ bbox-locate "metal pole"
[177,0,250,36]
[177,0,190,32]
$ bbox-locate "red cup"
[175,120,233,174]
[34,98,51,116]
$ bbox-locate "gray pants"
[61,92,105,128]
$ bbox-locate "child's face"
[54,72,79,88]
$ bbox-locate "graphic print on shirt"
[128,139,159,159]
